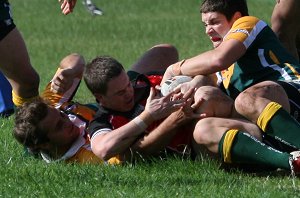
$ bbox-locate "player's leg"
[235,81,300,150]
[193,117,293,171]
[0,72,14,117]
[193,86,241,118]
[0,1,39,106]
[0,28,40,106]
[130,44,179,74]
[271,0,300,60]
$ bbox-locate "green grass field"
[1,0,300,197]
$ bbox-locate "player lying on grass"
[13,53,121,164]
[13,54,118,163]
[83,44,207,162]
[13,44,196,164]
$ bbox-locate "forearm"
[131,110,188,155]
[50,53,85,94]
[177,40,246,76]
[91,111,154,160]
[180,50,224,76]
[59,53,85,78]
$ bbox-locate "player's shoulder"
[93,105,112,120]
[233,16,266,29]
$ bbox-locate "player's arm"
[130,108,191,155]
[162,39,246,82]
[90,88,186,160]
[177,74,217,92]
[50,53,85,94]
[180,39,246,75]
[90,110,154,161]
[130,87,205,155]
[59,0,77,15]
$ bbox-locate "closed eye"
[55,111,65,131]
[115,81,131,96]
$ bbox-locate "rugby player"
[162,0,300,174]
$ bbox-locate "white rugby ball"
[161,75,193,96]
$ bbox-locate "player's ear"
[232,11,242,22]
[94,93,105,104]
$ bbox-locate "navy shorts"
[277,80,300,122]
[261,80,300,153]
[0,0,16,41]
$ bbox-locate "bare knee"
[194,86,234,117]
[235,81,290,121]
[130,44,179,74]
[193,119,213,145]
[151,43,179,64]
[193,118,223,154]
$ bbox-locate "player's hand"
[50,68,75,94]
[59,0,77,15]
[172,81,196,97]
[161,60,186,85]
[160,65,175,85]
[175,87,207,119]
[145,87,186,120]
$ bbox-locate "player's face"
[100,70,135,112]
[202,12,235,48]
[38,106,80,148]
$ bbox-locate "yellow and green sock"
[257,102,300,149]
[219,129,290,170]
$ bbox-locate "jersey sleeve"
[224,16,267,49]
[87,110,113,139]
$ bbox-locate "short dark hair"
[200,0,249,21]
[83,56,125,95]
[13,98,50,149]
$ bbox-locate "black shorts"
[0,0,16,41]
[277,80,300,122]
[260,80,300,153]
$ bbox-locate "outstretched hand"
[59,0,77,15]
[160,65,175,85]
[172,81,195,98]
[177,87,208,120]
[50,68,75,94]
[145,87,186,121]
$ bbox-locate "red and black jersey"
[87,72,193,154]
[88,103,145,138]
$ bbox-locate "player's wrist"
[171,59,185,76]
[132,116,148,131]
[132,110,154,132]
[139,110,155,126]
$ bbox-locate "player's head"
[84,56,135,112]
[200,0,248,48]
[200,0,248,21]
[13,98,80,156]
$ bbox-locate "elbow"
[213,56,225,69]
[211,56,228,72]
[91,143,113,161]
